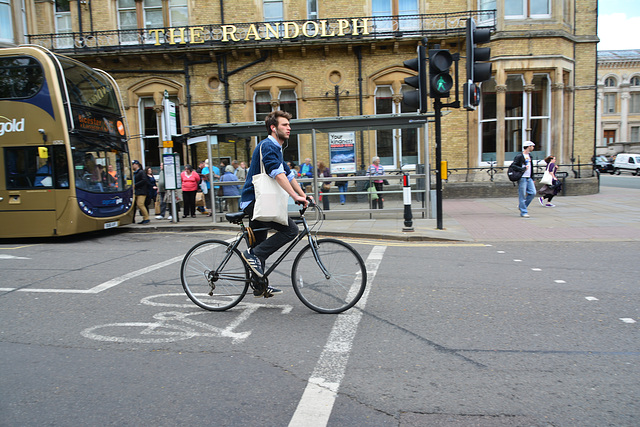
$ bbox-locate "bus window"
[4,146,68,189]
[0,56,44,99]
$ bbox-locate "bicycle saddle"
[225,211,246,224]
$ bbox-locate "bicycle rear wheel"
[291,238,367,314]
[181,239,249,311]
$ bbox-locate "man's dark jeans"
[243,201,298,263]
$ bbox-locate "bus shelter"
[175,113,434,223]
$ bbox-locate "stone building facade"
[3,0,598,178]
[596,50,640,157]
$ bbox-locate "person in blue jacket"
[239,110,310,297]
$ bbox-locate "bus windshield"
[57,56,121,116]
[71,136,131,194]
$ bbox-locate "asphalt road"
[1,230,638,426]
[599,173,640,189]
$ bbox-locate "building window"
[530,74,550,154]
[478,0,497,25]
[603,130,615,145]
[0,0,13,43]
[631,127,640,142]
[603,93,616,114]
[373,0,419,31]
[504,75,525,157]
[630,94,640,114]
[604,77,616,87]
[631,76,640,86]
[307,0,318,20]
[118,0,189,43]
[138,97,182,168]
[264,0,283,22]
[505,0,550,18]
[480,79,497,162]
[279,89,299,163]
[55,0,73,48]
[253,89,299,162]
[373,85,418,168]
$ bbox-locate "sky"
[597,0,640,50]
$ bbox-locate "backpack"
[507,163,524,182]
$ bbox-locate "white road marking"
[531,268,542,271]
[288,245,386,427]
[620,318,636,324]
[0,254,31,260]
[585,296,599,301]
[555,280,566,284]
[514,259,522,262]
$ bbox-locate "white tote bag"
[540,169,554,186]
[251,145,289,225]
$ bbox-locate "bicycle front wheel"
[291,238,367,314]
[181,239,249,311]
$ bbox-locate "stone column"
[496,84,507,165]
[552,82,565,161]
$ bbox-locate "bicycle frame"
[216,207,331,282]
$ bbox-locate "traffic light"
[402,45,427,113]
[428,49,453,98]
[464,18,492,110]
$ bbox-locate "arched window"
[631,76,640,87]
[604,77,617,87]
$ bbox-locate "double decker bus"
[1,46,134,238]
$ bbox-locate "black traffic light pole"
[433,97,444,230]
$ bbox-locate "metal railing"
[28,10,496,54]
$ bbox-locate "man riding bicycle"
[239,110,311,297]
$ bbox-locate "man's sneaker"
[538,197,544,206]
[521,213,530,218]
[255,286,283,298]
[242,249,263,277]
[546,203,555,207]
[155,215,164,220]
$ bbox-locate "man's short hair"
[265,110,292,134]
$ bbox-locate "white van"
[613,153,640,176]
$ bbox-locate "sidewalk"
[124,186,640,242]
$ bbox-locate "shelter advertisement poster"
[329,131,356,173]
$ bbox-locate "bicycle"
[180,201,367,314]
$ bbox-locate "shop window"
[505,0,550,19]
[480,79,497,162]
[603,93,616,114]
[604,77,616,87]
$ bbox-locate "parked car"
[613,153,640,176]
[593,155,614,174]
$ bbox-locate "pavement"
[124,185,640,242]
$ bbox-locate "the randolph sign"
[146,18,372,45]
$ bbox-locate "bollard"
[402,173,414,232]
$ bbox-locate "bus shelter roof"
[176,112,435,142]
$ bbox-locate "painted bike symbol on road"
[81,294,292,344]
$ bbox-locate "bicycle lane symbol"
[81,293,293,345]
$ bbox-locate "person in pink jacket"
[181,164,201,218]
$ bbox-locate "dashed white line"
[585,296,599,301]
[620,318,636,324]
[288,245,387,427]
[554,280,566,284]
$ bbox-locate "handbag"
[199,179,208,194]
[251,145,289,225]
[540,170,553,186]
